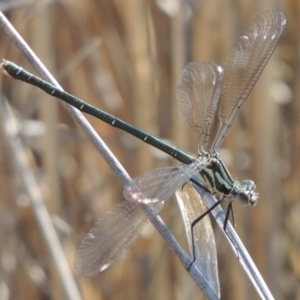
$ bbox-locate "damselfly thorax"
[197,151,258,208]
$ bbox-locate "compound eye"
[242,180,256,191]
[236,191,250,206]
[250,193,259,206]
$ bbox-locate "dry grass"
[0,1,299,299]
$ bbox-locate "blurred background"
[0,0,299,299]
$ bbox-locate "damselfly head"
[236,180,259,207]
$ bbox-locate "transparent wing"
[74,200,163,275]
[177,62,223,153]
[211,11,287,151]
[75,161,206,275]
[176,182,220,296]
[124,160,206,204]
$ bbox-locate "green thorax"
[198,156,234,195]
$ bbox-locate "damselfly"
[0,10,286,296]
[72,10,286,291]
